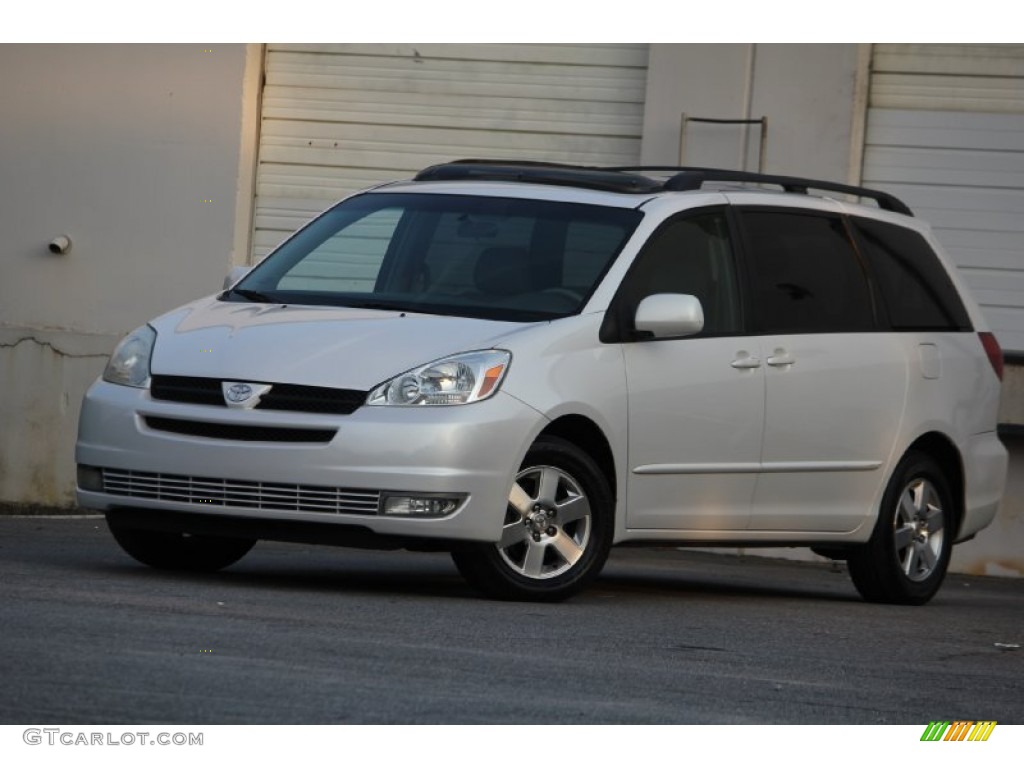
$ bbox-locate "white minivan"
[76,161,1008,603]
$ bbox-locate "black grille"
[150,375,366,415]
[145,417,336,443]
[259,383,366,414]
[150,375,222,405]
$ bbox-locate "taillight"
[979,332,1004,381]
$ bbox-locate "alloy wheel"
[893,478,945,582]
[496,464,592,579]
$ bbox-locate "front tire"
[451,436,613,602]
[107,514,256,572]
[847,452,954,605]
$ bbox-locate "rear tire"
[107,514,256,572]
[847,452,954,605]
[451,436,613,602]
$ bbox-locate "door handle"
[731,354,762,369]
[766,349,795,367]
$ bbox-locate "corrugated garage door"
[862,44,1024,351]
[251,44,650,260]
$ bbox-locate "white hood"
[149,296,533,390]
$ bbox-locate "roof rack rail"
[413,159,913,216]
[414,159,663,194]
[606,165,913,216]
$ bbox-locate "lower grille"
[101,468,381,515]
[144,416,336,443]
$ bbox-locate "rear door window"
[739,209,875,334]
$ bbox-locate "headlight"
[367,350,511,406]
[102,325,156,388]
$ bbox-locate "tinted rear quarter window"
[741,210,875,334]
[851,217,972,331]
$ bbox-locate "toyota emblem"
[226,383,252,402]
[221,381,272,408]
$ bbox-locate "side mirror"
[634,294,704,339]
[223,265,252,290]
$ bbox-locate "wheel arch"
[904,431,965,539]
[538,415,617,502]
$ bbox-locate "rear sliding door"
[737,208,908,533]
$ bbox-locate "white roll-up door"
[862,44,1024,351]
[251,44,649,260]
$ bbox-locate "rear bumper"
[959,430,1008,541]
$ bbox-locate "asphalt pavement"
[1,516,1021,724]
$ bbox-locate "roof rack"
[413,159,913,216]
[608,165,913,216]
[414,159,663,194]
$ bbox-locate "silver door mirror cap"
[635,293,704,339]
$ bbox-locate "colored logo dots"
[921,721,997,742]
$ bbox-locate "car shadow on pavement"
[93,542,862,605]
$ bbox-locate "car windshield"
[224,192,643,322]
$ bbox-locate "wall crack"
[0,336,109,359]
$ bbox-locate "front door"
[620,209,764,531]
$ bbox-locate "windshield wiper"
[344,299,416,312]
[226,288,278,303]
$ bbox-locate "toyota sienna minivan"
[76,160,1008,603]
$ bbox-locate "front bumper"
[76,379,542,543]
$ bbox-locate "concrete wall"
[0,44,261,508]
